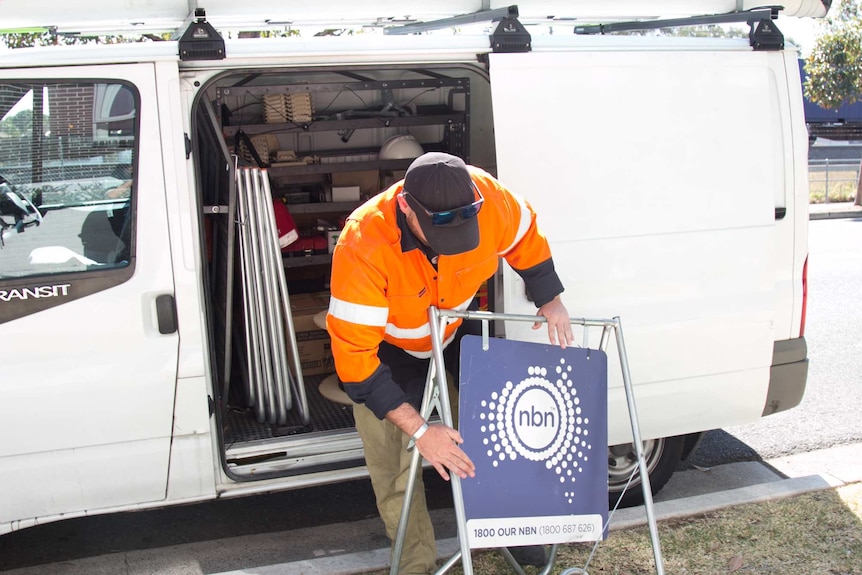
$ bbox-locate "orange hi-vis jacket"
[327,166,564,418]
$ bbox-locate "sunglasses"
[403,185,484,226]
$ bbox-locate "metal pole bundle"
[235,167,309,426]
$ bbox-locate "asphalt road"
[689,216,862,468]
[0,217,859,572]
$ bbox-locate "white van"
[0,0,816,534]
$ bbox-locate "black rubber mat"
[223,373,355,445]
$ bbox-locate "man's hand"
[415,424,476,481]
[533,295,574,348]
[387,404,476,481]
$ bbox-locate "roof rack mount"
[178,8,226,61]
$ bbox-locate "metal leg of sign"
[544,545,560,575]
[498,548,528,575]
[390,308,475,575]
[612,317,666,575]
[388,418,422,575]
[428,307,475,575]
[499,546,561,575]
[390,358,439,575]
[438,548,463,573]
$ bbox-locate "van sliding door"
[488,50,779,444]
[0,64,178,529]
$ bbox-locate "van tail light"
[800,255,808,337]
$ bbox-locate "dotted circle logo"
[478,358,593,504]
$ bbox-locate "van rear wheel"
[607,435,685,508]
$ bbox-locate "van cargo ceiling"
[0,0,829,34]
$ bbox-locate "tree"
[1,32,93,49]
[0,30,169,49]
[0,109,33,138]
[610,24,748,38]
[805,0,862,205]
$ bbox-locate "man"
[327,152,573,574]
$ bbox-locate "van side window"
[0,81,136,279]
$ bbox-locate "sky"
[776,15,823,55]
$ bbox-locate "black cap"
[402,152,480,255]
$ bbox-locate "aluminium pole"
[613,317,665,575]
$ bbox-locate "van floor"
[223,374,356,444]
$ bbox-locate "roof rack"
[573,5,785,51]
[384,4,531,53]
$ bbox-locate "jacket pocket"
[454,254,499,289]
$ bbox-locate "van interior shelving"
[195,63,490,477]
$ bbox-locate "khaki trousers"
[354,402,438,575]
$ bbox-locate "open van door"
[0,63,178,528]
[488,48,783,498]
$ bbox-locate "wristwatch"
[411,422,430,442]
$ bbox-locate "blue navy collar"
[397,203,438,265]
[397,205,420,253]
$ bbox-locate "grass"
[362,482,862,575]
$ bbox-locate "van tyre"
[607,435,685,509]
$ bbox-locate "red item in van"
[272,200,299,249]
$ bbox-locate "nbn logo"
[518,405,556,428]
[512,386,562,453]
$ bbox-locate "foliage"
[0,31,169,49]
[0,109,32,137]
[658,25,747,38]
[1,27,305,48]
[612,24,748,38]
[229,29,301,39]
[313,29,355,37]
[1,32,89,49]
[804,0,862,111]
[805,1,862,206]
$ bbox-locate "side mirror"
[1,183,43,232]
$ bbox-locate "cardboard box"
[331,185,360,202]
[332,170,380,197]
[289,291,334,376]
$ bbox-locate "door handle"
[155,294,178,334]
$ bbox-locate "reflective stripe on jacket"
[327,166,563,417]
